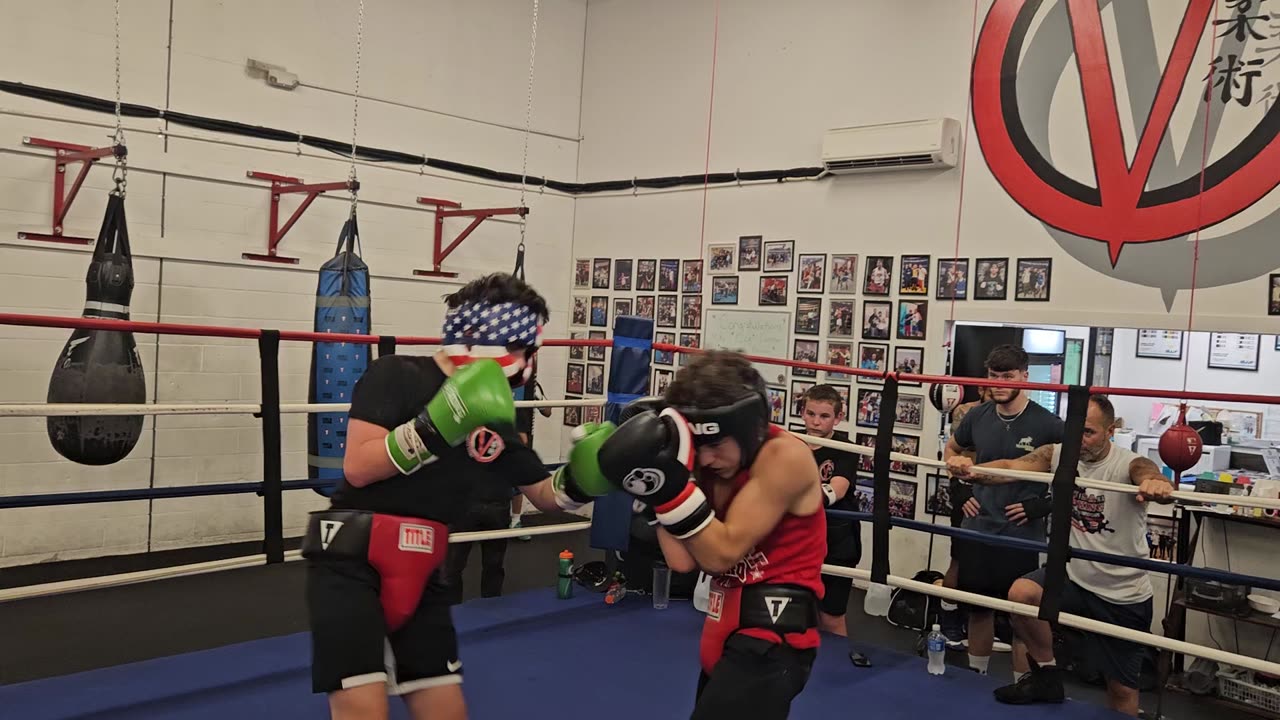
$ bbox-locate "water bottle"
[557,550,574,599]
[927,624,946,676]
[652,563,671,610]
[604,580,627,605]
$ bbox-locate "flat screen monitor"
[1022,328,1065,355]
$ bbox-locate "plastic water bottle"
[557,550,574,599]
[927,624,946,676]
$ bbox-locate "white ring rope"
[0,521,591,603]
[796,431,1280,513]
[826,564,1280,678]
[0,398,605,417]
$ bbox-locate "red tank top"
[698,426,827,671]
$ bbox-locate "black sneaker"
[993,658,1065,705]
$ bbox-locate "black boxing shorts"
[700,583,820,673]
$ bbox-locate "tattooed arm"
[1129,456,1175,504]
[948,444,1057,484]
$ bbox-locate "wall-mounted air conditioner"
[821,118,960,175]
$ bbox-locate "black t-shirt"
[812,431,861,528]
[952,400,1064,539]
[329,355,549,522]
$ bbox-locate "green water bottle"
[557,549,574,599]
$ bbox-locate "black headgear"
[670,369,771,469]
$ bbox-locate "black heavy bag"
[47,193,147,465]
[307,215,371,496]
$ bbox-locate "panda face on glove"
[621,467,667,496]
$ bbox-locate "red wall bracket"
[413,197,529,278]
[17,137,126,246]
[243,171,358,265]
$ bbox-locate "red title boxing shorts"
[302,509,449,632]
[700,583,819,672]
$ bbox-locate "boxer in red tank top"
[599,351,827,720]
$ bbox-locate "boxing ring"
[1,310,1280,720]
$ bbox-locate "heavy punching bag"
[47,193,147,465]
[307,214,371,496]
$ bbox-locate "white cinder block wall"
[0,0,588,567]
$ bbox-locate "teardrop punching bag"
[308,214,371,496]
[47,193,147,465]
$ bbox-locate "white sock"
[968,654,990,674]
[1015,670,1029,683]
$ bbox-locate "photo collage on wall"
[572,253,705,415]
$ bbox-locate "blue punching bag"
[589,315,655,552]
[47,193,146,465]
[307,215,371,496]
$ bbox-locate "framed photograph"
[766,386,787,425]
[890,479,918,519]
[893,346,924,384]
[790,380,815,417]
[830,384,851,416]
[852,477,875,512]
[586,364,605,395]
[574,259,591,289]
[1015,258,1052,301]
[682,295,704,329]
[564,397,582,427]
[826,341,853,382]
[797,254,826,293]
[572,296,588,326]
[709,244,735,272]
[652,368,674,396]
[592,258,611,289]
[936,258,969,300]
[1136,329,1184,360]
[635,295,656,320]
[974,257,1009,300]
[569,331,585,361]
[654,332,675,365]
[1207,332,1261,371]
[897,300,928,340]
[566,363,585,394]
[890,434,920,476]
[863,256,894,295]
[828,300,855,338]
[899,254,930,295]
[857,342,888,385]
[590,296,609,327]
[659,259,680,291]
[711,276,739,305]
[855,388,883,428]
[679,332,701,367]
[759,275,790,306]
[925,473,953,516]
[895,394,924,431]
[738,235,762,271]
[764,240,795,272]
[613,298,633,318]
[588,330,607,362]
[583,404,602,424]
[613,259,633,291]
[794,297,822,336]
[855,433,876,473]
[682,259,704,294]
[862,300,893,340]
[792,339,820,378]
[636,259,657,291]
[830,254,858,294]
[656,295,677,328]
[1269,273,1279,315]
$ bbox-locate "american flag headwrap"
[442,301,544,382]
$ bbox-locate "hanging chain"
[111,0,128,198]
[516,0,540,250]
[348,0,366,218]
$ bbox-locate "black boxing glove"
[619,396,667,424]
[599,408,711,539]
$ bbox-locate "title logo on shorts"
[466,428,505,463]
[319,520,343,550]
[707,589,725,620]
[399,523,436,553]
[764,596,791,624]
[622,467,665,496]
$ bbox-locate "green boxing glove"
[386,359,516,475]
[551,421,617,510]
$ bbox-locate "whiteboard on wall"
[703,309,791,387]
